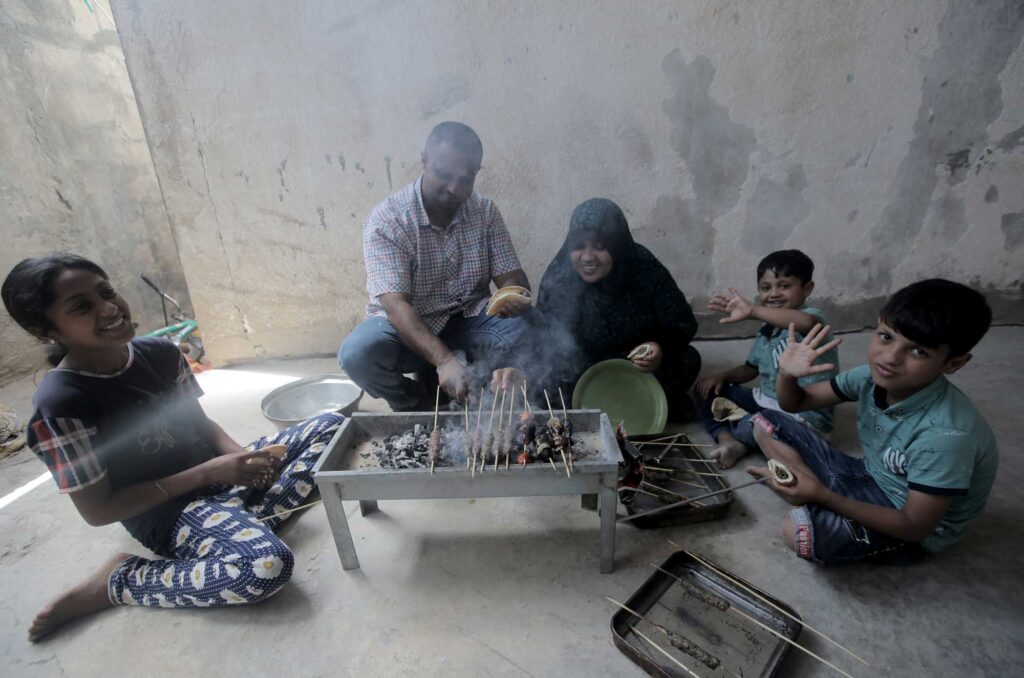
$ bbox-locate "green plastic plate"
[571,359,668,435]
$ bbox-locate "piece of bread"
[627,344,653,360]
[767,459,796,486]
[486,286,532,316]
[262,444,288,460]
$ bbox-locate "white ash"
[365,424,470,469]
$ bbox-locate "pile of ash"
[366,424,468,469]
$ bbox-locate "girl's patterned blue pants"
[106,413,343,608]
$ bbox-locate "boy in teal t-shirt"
[748,279,998,564]
[696,250,838,468]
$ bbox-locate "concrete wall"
[108,0,1024,365]
[0,0,190,382]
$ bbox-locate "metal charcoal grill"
[312,409,622,572]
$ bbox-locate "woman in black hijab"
[532,198,701,421]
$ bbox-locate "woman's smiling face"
[44,269,134,349]
[569,235,614,284]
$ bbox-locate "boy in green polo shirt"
[696,249,838,468]
[747,279,997,564]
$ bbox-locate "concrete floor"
[1,328,1022,677]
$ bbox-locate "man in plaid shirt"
[339,122,531,410]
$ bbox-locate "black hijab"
[535,198,697,368]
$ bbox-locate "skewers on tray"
[608,550,865,678]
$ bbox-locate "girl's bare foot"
[708,440,747,469]
[28,552,132,643]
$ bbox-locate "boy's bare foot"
[708,440,747,469]
[28,552,132,643]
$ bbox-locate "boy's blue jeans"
[338,313,526,411]
[752,411,928,565]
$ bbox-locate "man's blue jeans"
[338,313,526,411]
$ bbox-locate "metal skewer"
[618,477,768,523]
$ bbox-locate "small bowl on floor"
[260,375,363,431]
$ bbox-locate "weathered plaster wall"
[0,0,189,381]
[108,0,1024,364]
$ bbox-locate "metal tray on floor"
[611,550,802,678]
[623,434,733,529]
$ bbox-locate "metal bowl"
[260,375,363,430]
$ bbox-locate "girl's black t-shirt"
[26,337,217,555]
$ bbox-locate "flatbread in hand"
[486,286,532,316]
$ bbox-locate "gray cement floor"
[1,328,1022,677]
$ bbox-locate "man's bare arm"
[378,292,467,400]
[378,293,452,367]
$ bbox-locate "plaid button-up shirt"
[363,177,522,334]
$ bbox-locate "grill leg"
[359,500,379,516]
[599,472,617,574]
[323,486,360,570]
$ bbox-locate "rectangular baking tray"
[611,551,802,678]
[623,434,733,529]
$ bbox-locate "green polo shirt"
[746,306,837,432]
[831,365,999,552]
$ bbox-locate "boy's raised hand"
[778,323,842,379]
[708,288,754,324]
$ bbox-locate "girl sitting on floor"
[2,254,343,642]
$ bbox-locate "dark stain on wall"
[661,50,757,292]
[861,1,1024,295]
[931,191,968,244]
[1002,213,1024,251]
[996,123,1024,151]
[420,74,472,119]
[984,185,999,203]
[741,164,810,251]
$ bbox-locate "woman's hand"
[631,342,662,373]
[490,367,525,393]
[200,449,278,488]
[696,373,726,399]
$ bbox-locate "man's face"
[420,143,481,217]
[757,270,812,310]
[867,320,968,402]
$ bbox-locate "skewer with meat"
[471,389,484,477]
[429,386,441,474]
[558,387,573,472]
[502,389,516,469]
[517,391,536,465]
[492,389,507,471]
[605,598,727,674]
[544,390,570,477]
[480,391,499,472]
